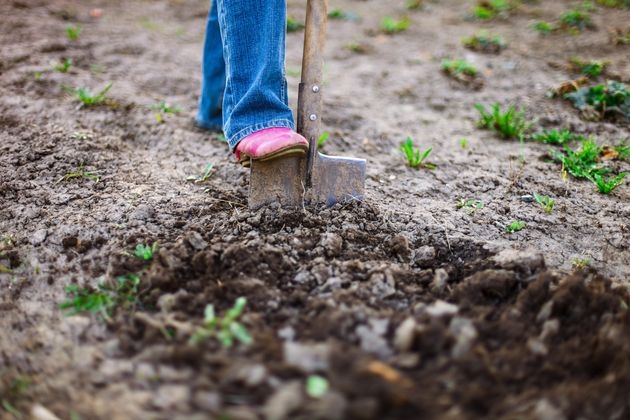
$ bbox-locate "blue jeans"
[196,0,295,152]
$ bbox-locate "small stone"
[130,204,153,221]
[31,404,62,420]
[430,268,449,293]
[153,385,191,410]
[534,398,566,420]
[356,325,392,358]
[284,341,330,373]
[539,319,560,342]
[263,381,303,420]
[425,300,459,317]
[292,271,313,284]
[389,234,411,261]
[520,194,534,203]
[413,246,436,267]
[321,233,343,257]
[536,300,553,323]
[391,353,420,368]
[369,271,396,298]
[491,249,545,278]
[186,231,207,250]
[393,317,417,352]
[527,337,548,356]
[278,326,296,341]
[449,317,477,359]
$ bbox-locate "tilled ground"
[1,0,630,419]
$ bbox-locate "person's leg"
[196,0,224,131]
[216,0,297,152]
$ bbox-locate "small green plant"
[551,138,603,179]
[327,7,359,20]
[505,220,526,234]
[571,257,590,269]
[474,103,531,140]
[287,17,305,32]
[133,243,158,261]
[380,16,411,34]
[596,0,630,7]
[65,25,82,40]
[613,143,630,160]
[531,129,583,145]
[59,274,141,321]
[186,163,214,183]
[589,172,626,193]
[459,138,469,149]
[533,192,555,213]
[533,20,555,35]
[400,137,437,169]
[560,8,594,31]
[69,83,113,107]
[54,58,73,73]
[456,198,484,214]
[151,100,182,123]
[306,375,330,398]
[568,57,607,78]
[56,162,100,184]
[564,81,629,121]
[190,297,253,347]
[34,71,43,81]
[462,31,506,53]
[407,0,424,9]
[472,0,511,20]
[441,59,479,77]
[317,131,330,148]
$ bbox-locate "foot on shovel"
[235,127,309,168]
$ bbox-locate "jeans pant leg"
[196,0,225,131]
[216,0,294,151]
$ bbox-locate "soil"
[1,0,630,419]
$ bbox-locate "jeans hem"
[227,119,294,151]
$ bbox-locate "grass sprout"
[190,297,253,347]
[134,243,158,261]
[475,103,531,140]
[533,20,555,34]
[151,100,182,123]
[69,83,113,107]
[317,131,330,148]
[568,57,608,78]
[533,192,555,213]
[456,199,484,214]
[54,58,73,73]
[589,172,626,193]
[187,163,214,183]
[473,0,511,20]
[462,31,506,53]
[564,80,629,121]
[531,129,583,145]
[380,16,411,34]
[56,162,100,184]
[401,137,437,169]
[66,25,82,40]
[505,220,526,234]
[441,59,479,77]
[287,17,305,32]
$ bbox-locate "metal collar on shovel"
[248,0,366,209]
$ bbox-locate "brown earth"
[1,0,630,419]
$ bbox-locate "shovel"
[248,0,366,209]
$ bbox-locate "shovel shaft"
[297,0,328,188]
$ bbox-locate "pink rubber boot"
[234,127,309,167]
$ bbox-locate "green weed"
[54,58,73,73]
[533,20,555,35]
[327,8,359,21]
[564,81,629,121]
[56,162,100,184]
[596,0,630,6]
[462,31,506,53]
[589,172,626,193]
[560,8,594,31]
[69,83,113,107]
[533,192,555,213]
[190,297,253,347]
[473,0,511,20]
[441,59,479,77]
[34,71,43,81]
[505,220,526,234]
[66,25,82,40]
[459,138,469,149]
[151,100,182,123]
[186,163,214,183]
[401,137,437,169]
[571,257,590,269]
[568,57,607,77]
[287,17,305,32]
[134,243,157,261]
[531,129,583,145]
[613,143,630,160]
[59,274,141,321]
[380,16,411,34]
[551,138,603,179]
[474,103,531,140]
[456,199,484,214]
[317,131,330,148]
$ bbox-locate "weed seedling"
[190,297,253,347]
[560,7,594,32]
[69,83,113,107]
[533,192,555,213]
[613,143,630,160]
[475,103,531,140]
[54,58,73,73]
[287,17,305,32]
[568,57,607,78]
[401,137,436,169]
[133,243,158,261]
[533,21,555,35]
[327,8,359,21]
[59,274,141,321]
[151,100,182,123]
[317,131,330,148]
[380,16,411,34]
[589,172,626,193]
[56,162,100,184]
[571,257,590,269]
[441,59,479,77]
[65,25,82,40]
[531,129,583,145]
[456,199,484,214]
[459,138,469,149]
[551,138,603,179]
[187,163,214,183]
[462,31,506,53]
[505,220,526,234]
[564,81,629,121]
[473,0,511,20]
